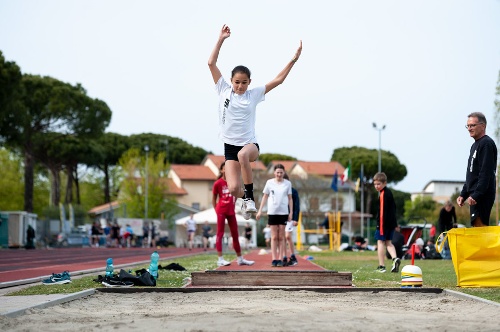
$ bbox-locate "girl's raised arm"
[265,40,302,94]
[208,24,231,84]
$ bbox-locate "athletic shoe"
[217,259,231,267]
[242,198,257,213]
[282,257,288,266]
[289,257,298,266]
[276,260,283,267]
[376,265,386,273]
[237,257,255,266]
[271,260,278,267]
[42,271,71,285]
[101,277,134,288]
[242,209,251,220]
[391,258,401,273]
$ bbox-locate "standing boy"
[373,172,400,273]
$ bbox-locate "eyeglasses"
[465,123,484,129]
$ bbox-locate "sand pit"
[0,289,498,331]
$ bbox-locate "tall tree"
[128,133,208,165]
[332,146,407,217]
[0,75,111,211]
[0,51,22,138]
[90,132,130,203]
[118,148,178,223]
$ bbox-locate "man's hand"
[457,196,465,207]
[467,197,477,206]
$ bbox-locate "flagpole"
[360,164,364,239]
[348,160,352,245]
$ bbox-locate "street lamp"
[144,145,149,221]
[372,123,386,173]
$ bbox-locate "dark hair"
[217,161,226,179]
[468,112,487,125]
[283,173,289,180]
[274,163,285,171]
[231,65,251,79]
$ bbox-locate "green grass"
[7,250,500,303]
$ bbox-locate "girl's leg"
[237,144,259,184]
[377,240,385,266]
[286,232,294,256]
[278,224,286,260]
[216,213,226,256]
[224,160,243,198]
[227,214,241,255]
[270,225,279,260]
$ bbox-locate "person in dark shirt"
[438,200,457,233]
[457,112,497,227]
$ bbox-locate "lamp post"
[144,145,149,222]
[372,123,386,173]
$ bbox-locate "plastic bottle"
[105,258,114,276]
[149,251,159,279]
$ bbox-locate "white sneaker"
[237,257,255,266]
[217,259,231,267]
[243,199,257,213]
[242,209,251,220]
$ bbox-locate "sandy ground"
[0,290,499,332]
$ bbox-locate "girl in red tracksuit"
[212,162,254,267]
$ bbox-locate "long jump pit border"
[97,250,443,294]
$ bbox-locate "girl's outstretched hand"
[220,24,231,40]
[293,40,302,62]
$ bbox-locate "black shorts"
[224,143,260,162]
[268,215,288,226]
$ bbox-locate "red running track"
[0,247,205,283]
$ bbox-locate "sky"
[1,0,499,193]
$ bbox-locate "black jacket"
[375,186,397,235]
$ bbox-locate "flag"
[341,163,350,184]
[331,170,338,192]
[355,178,360,193]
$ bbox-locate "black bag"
[159,263,186,271]
[118,269,156,286]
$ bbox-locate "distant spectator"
[91,221,102,248]
[26,225,36,249]
[202,221,213,251]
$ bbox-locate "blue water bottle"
[149,251,159,279]
[105,258,114,276]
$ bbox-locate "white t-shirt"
[215,76,265,146]
[263,179,292,215]
[186,218,196,232]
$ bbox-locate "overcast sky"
[1,0,499,193]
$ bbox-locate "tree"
[128,133,208,165]
[259,153,297,166]
[0,51,22,140]
[89,132,130,203]
[0,148,24,210]
[118,148,178,223]
[332,146,408,218]
[0,74,112,212]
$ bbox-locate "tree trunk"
[74,167,81,205]
[65,165,74,204]
[51,168,61,206]
[23,150,34,212]
[104,164,110,203]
